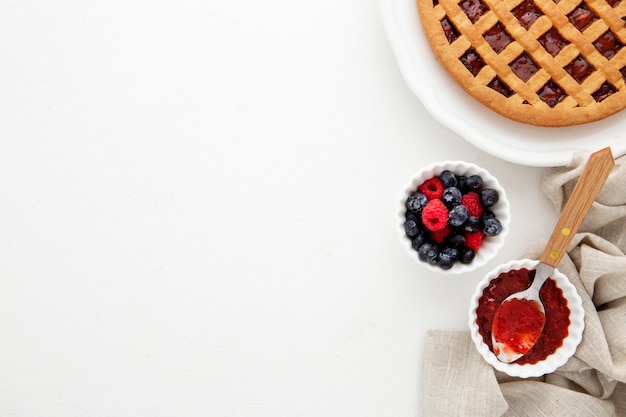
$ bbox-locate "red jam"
[492,298,545,359]
[568,5,597,31]
[538,28,569,57]
[488,77,513,97]
[594,31,622,59]
[512,0,543,29]
[564,56,595,84]
[461,47,485,76]
[509,53,538,81]
[441,17,460,44]
[538,81,566,108]
[475,268,570,365]
[592,82,617,102]
[484,23,513,53]
[460,0,489,23]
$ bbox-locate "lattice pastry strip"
[487,0,582,104]
[538,0,625,86]
[417,0,626,126]
[437,0,546,103]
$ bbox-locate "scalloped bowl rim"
[399,160,511,274]
[468,258,585,378]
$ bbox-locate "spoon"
[491,147,614,363]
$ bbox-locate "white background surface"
[0,1,559,416]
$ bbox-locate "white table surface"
[0,1,560,416]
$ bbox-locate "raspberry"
[418,177,445,199]
[461,192,484,217]
[464,230,485,252]
[429,225,451,244]
[422,199,449,231]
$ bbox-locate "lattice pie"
[417,0,626,126]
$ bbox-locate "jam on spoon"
[492,291,546,361]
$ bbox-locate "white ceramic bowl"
[469,258,585,378]
[399,160,510,274]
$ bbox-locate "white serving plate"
[380,0,626,167]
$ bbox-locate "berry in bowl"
[469,259,584,378]
[399,161,510,273]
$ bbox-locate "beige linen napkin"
[422,152,626,417]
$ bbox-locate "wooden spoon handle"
[539,147,615,267]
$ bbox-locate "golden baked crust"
[416,0,626,126]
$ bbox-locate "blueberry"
[456,176,468,192]
[442,187,462,207]
[481,210,496,220]
[448,205,469,227]
[465,175,484,191]
[459,247,476,264]
[480,188,499,207]
[464,215,481,232]
[406,192,428,213]
[404,219,421,238]
[442,246,459,260]
[418,243,438,264]
[411,231,426,251]
[447,233,466,247]
[482,217,502,236]
[440,170,457,188]
[437,252,455,270]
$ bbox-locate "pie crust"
[416,0,626,126]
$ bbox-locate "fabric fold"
[422,330,508,417]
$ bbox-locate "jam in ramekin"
[475,268,570,364]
